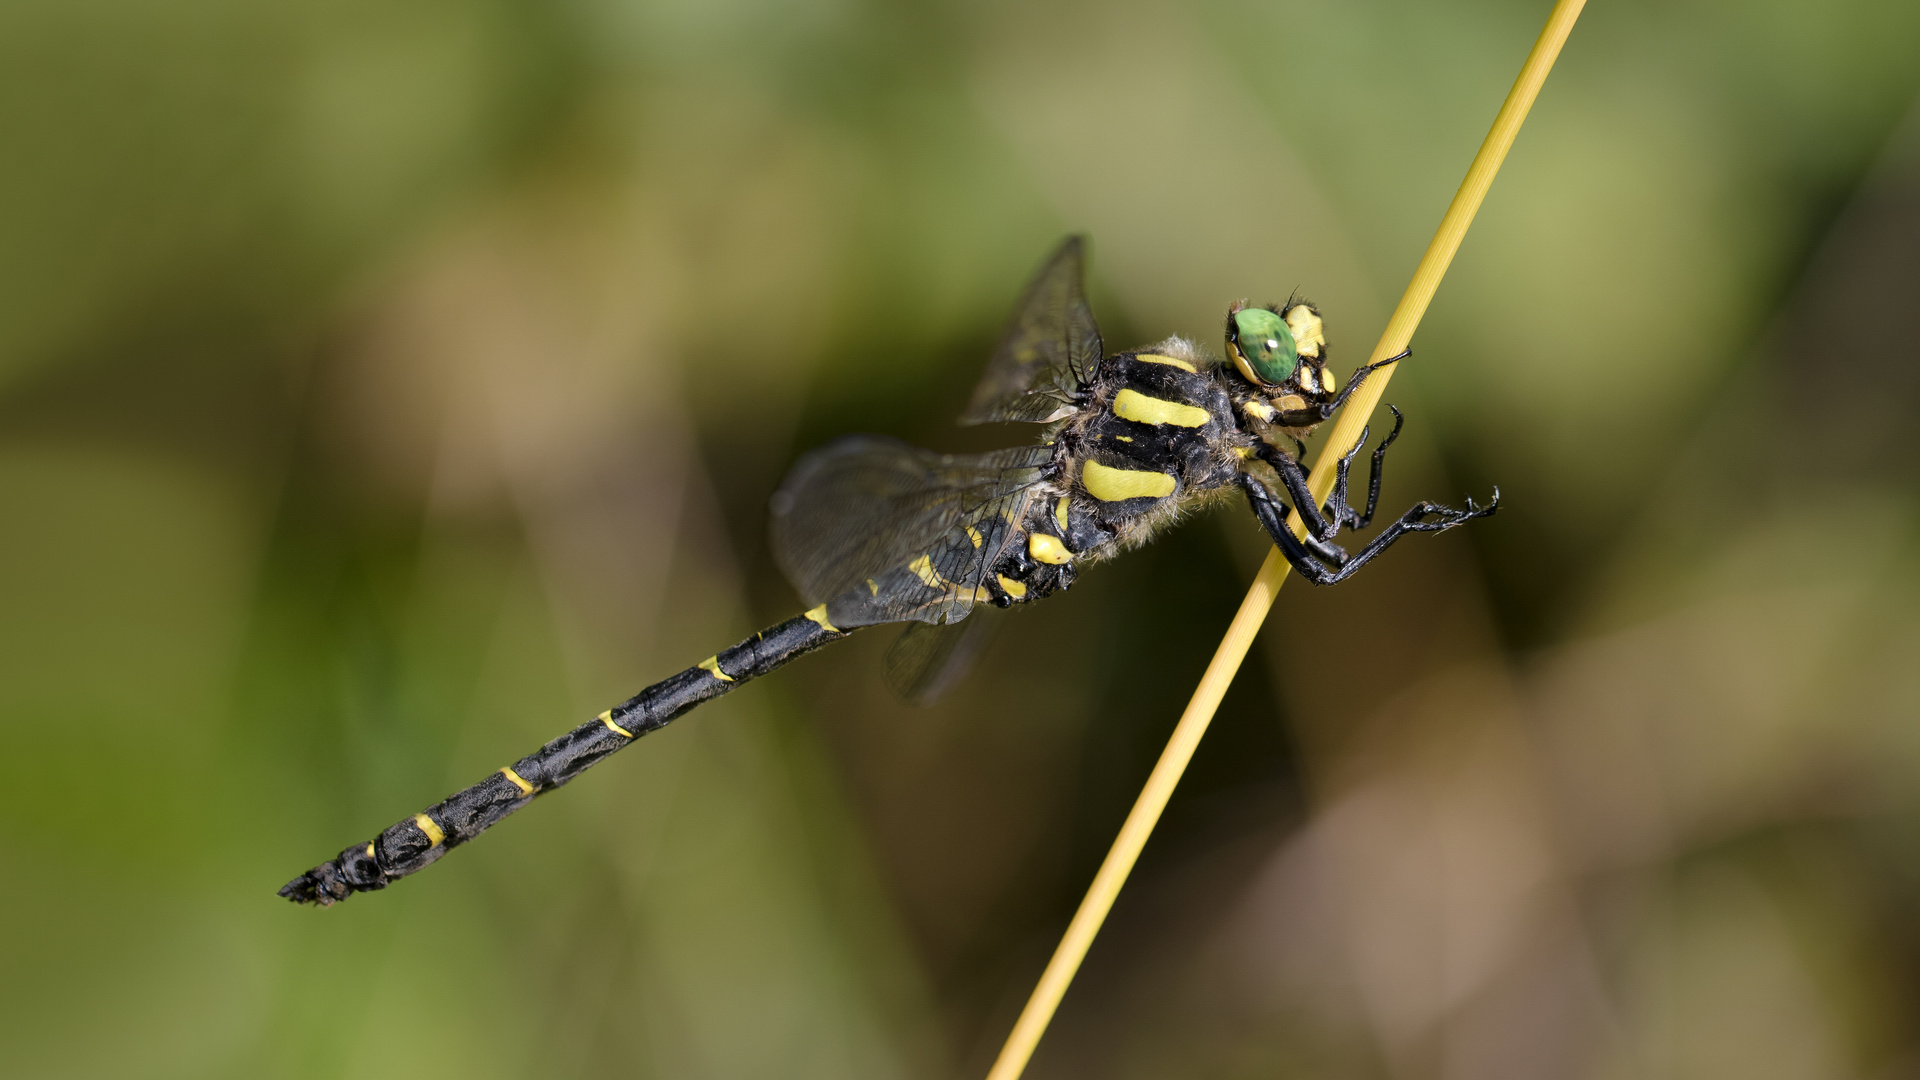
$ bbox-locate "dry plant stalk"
[983,2,1589,1077]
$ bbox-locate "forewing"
[959,236,1104,425]
[769,434,1048,627]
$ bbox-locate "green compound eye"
[1228,306,1299,386]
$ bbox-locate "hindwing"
[769,434,1049,628]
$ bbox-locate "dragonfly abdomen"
[279,608,853,905]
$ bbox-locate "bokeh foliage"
[4,1,1920,1078]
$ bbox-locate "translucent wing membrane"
[770,237,1103,691]
[883,611,1003,705]
[770,435,1051,628]
[959,236,1103,425]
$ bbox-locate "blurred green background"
[5,1,1920,1077]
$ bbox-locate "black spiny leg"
[1332,404,1404,532]
[1240,407,1497,586]
[1242,473,1351,583]
[1257,405,1404,541]
[1316,347,1409,420]
[1273,349,1413,430]
[1253,425,1373,567]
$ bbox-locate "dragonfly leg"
[1317,347,1410,420]
[1255,441,1344,544]
[1257,402,1404,537]
[1329,405,1404,531]
[1322,422,1373,532]
[1239,470,1498,586]
[1241,472,1348,583]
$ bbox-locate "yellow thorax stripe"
[1132,353,1198,373]
[997,574,1028,598]
[1113,388,1209,428]
[1082,459,1177,502]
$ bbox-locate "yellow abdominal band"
[599,709,635,737]
[415,814,445,847]
[500,767,535,797]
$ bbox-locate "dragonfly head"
[1224,301,1335,418]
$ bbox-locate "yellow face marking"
[1113,388,1210,428]
[908,554,944,589]
[1229,344,1263,388]
[698,656,735,682]
[1132,352,1198,373]
[1298,366,1319,394]
[1028,533,1072,564]
[600,709,636,737]
[1241,399,1276,423]
[415,814,445,848]
[1081,459,1177,502]
[965,525,982,548]
[1284,305,1325,359]
[500,767,535,796]
[1055,496,1071,532]
[1273,393,1308,414]
[803,604,841,633]
[997,574,1028,598]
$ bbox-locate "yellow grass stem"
[982,3,1587,1077]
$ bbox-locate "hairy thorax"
[1047,337,1260,560]
[922,337,1302,615]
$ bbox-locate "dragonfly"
[280,237,1496,906]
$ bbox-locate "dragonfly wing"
[959,236,1104,425]
[883,609,1003,705]
[769,434,1050,627]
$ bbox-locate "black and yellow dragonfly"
[281,237,1496,906]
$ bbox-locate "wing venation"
[959,236,1104,425]
[769,435,1049,628]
